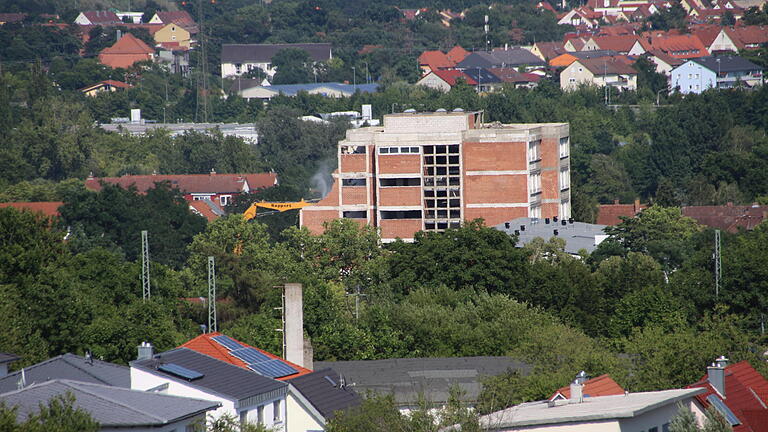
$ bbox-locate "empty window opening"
[343,211,367,218]
[380,178,420,187]
[342,178,366,186]
[381,210,421,219]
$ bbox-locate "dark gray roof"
[1,380,219,426]
[457,49,545,69]
[287,368,361,420]
[314,357,531,406]
[221,43,332,63]
[494,217,608,255]
[0,354,129,394]
[691,55,762,73]
[131,348,286,401]
[464,68,502,84]
[0,353,19,364]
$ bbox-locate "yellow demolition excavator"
[235,199,316,254]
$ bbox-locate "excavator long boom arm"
[243,199,314,220]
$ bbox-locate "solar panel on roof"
[248,359,298,378]
[158,363,204,380]
[230,347,270,364]
[211,335,243,351]
[707,394,741,426]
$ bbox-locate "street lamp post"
[352,67,356,91]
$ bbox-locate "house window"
[529,205,542,219]
[220,195,231,206]
[171,35,176,40]
[560,168,570,190]
[528,140,541,162]
[529,172,542,195]
[380,210,421,219]
[257,405,264,425]
[380,178,420,187]
[273,400,281,422]
[560,200,570,218]
[559,137,569,158]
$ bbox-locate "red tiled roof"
[0,13,26,23]
[153,11,196,27]
[98,33,155,69]
[643,34,710,58]
[727,25,768,49]
[188,201,221,222]
[81,10,121,25]
[681,205,766,233]
[0,202,63,218]
[85,173,278,195]
[418,50,455,70]
[597,200,646,225]
[535,41,567,60]
[590,35,642,52]
[688,361,768,432]
[487,68,542,83]
[430,69,478,86]
[551,374,625,400]
[446,45,470,63]
[180,332,312,380]
[536,1,558,12]
[576,56,638,75]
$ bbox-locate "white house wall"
[492,419,620,432]
[286,392,324,432]
[100,415,206,432]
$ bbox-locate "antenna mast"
[208,256,217,332]
[714,229,721,299]
[195,0,209,122]
[484,14,490,52]
[141,230,151,300]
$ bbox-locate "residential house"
[418,50,455,75]
[557,7,601,28]
[487,68,542,88]
[494,217,609,256]
[131,346,288,427]
[473,388,706,431]
[85,172,278,208]
[564,36,589,52]
[456,48,546,71]
[315,357,531,414]
[416,69,477,92]
[646,50,685,75]
[531,41,567,61]
[154,22,192,50]
[115,11,144,24]
[583,35,643,54]
[641,33,710,59]
[220,43,332,78]
[728,25,768,50]
[98,33,155,69]
[560,56,638,91]
[1,380,220,432]
[148,10,197,32]
[0,353,130,394]
[550,372,625,400]
[156,46,190,76]
[178,332,362,431]
[234,82,379,101]
[285,369,362,430]
[687,356,768,432]
[0,13,26,25]
[74,10,121,26]
[682,203,767,232]
[0,202,63,218]
[597,199,646,225]
[550,49,620,67]
[0,353,18,378]
[671,55,763,93]
[464,67,504,92]
[79,79,132,97]
[691,25,740,53]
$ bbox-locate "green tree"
[271,48,315,85]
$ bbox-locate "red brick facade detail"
[379,187,422,207]
[464,175,528,204]
[463,141,526,171]
[340,154,367,173]
[380,219,423,239]
[341,186,368,205]
[464,207,528,227]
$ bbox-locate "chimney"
[634,198,641,213]
[303,337,314,370]
[570,381,584,403]
[116,29,122,40]
[707,356,728,397]
[284,283,306,368]
[614,199,620,205]
[137,342,154,361]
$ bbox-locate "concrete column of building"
[284,283,305,368]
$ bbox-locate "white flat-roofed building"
[468,388,706,431]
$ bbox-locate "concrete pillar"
[284,283,305,368]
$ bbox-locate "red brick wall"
[541,170,559,200]
[463,175,528,205]
[464,207,527,227]
[380,219,423,239]
[340,154,367,173]
[341,186,367,205]
[301,209,339,234]
[463,141,526,171]
[378,187,421,207]
[378,155,421,175]
[542,202,560,219]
